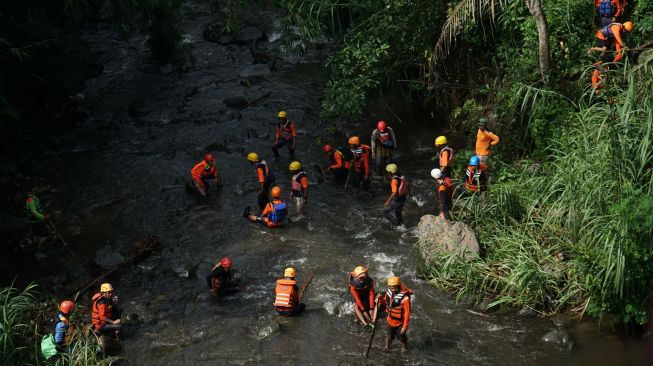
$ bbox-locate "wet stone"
[236,26,266,44]
[159,63,173,74]
[95,246,125,268]
[223,96,248,109]
[542,329,574,351]
[203,23,233,45]
[240,64,271,79]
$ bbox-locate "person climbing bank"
[289,161,308,216]
[475,118,500,166]
[378,276,412,353]
[347,136,371,193]
[349,266,377,326]
[432,168,453,220]
[370,120,397,176]
[272,111,297,158]
[26,189,49,246]
[41,300,75,360]
[434,135,454,178]
[588,21,634,63]
[190,153,221,197]
[464,156,487,193]
[247,152,276,211]
[244,186,287,228]
[206,257,240,297]
[92,283,122,338]
[595,0,625,26]
[383,164,409,228]
[273,267,305,316]
[323,144,348,184]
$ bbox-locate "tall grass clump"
[424,57,653,323]
[1,284,117,365]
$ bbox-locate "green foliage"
[424,62,653,323]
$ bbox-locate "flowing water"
[1,3,650,365]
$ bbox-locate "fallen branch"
[238,92,271,111]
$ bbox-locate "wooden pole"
[365,297,381,358]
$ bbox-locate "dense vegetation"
[277,0,653,324]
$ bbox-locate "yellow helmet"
[623,21,633,32]
[284,267,296,278]
[289,161,302,171]
[353,266,368,278]
[385,163,398,174]
[247,152,259,162]
[100,283,113,292]
[387,276,400,286]
[434,136,447,146]
[348,136,360,145]
[271,186,282,198]
[277,111,287,118]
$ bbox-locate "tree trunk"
[525,0,552,80]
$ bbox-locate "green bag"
[41,334,59,360]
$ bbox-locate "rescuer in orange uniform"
[587,21,634,64]
[349,266,377,326]
[323,144,348,184]
[247,152,276,211]
[370,120,397,176]
[91,283,122,338]
[434,135,454,178]
[288,161,309,216]
[595,0,625,26]
[475,118,500,166]
[378,276,412,352]
[190,153,221,197]
[244,186,287,228]
[383,164,409,228]
[347,136,371,192]
[206,257,240,297]
[273,267,305,316]
[272,111,297,158]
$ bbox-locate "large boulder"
[417,215,480,262]
[236,26,267,44]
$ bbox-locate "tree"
[429,0,552,83]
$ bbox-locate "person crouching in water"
[91,283,122,339]
[288,161,308,216]
[273,267,305,316]
[206,257,241,297]
[349,266,377,327]
[243,186,287,228]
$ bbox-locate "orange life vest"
[439,146,454,168]
[273,279,297,309]
[385,286,412,323]
[91,293,113,330]
[277,121,295,141]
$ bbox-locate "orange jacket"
[91,293,114,330]
[596,24,627,62]
[261,199,285,228]
[328,150,344,170]
[381,286,412,328]
[275,121,297,141]
[594,0,624,16]
[350,144,370,175]
[475,128,500,156]
[256,162,271,184]
[273,278,299,311]
[190,160,218,185]
[438,146,454,168]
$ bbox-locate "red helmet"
[204,153,215,162]
[323,144,333,153]
[377,120,387,131]
[59,300,75,314]
[220,257,232,268]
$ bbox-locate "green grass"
[422,58,653,324]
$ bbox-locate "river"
[1,2,649,365]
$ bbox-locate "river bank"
[1,2,651,365]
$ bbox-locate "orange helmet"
[348,136,360,145]
[204,153,215,162]
[271,186,282,198]
[377,120,387,131]
[323,144,333,153]
[59,300,75,314]
[623,21,633,32]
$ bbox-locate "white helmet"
[431,168,442,179]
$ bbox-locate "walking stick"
[365,297,381,358]
[48,219,74,255]
[344,166,353,189]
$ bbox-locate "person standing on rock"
[347,136,371,193]
[435,135,454,178]
[41,300,75,360]
[349,266,377,327]
[91,283,122,339]
[206,257,240,297]
[370,120,397,176]
[475,118,500,167]
[190,153,221,197]
[432,168,453,220]
[378,276,412,353]
[25,189,50,246]
[323,144,348,184]
[288,161,308,216]
[273,267,305,316]
[272,111,297,158]
[247,152,275,211]
[243,186,287,228]
[383,164,409,228]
